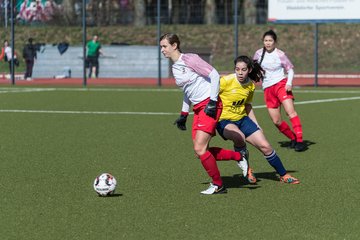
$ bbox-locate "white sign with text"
[268,0,360,21]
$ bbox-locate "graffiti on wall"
[17,0,62,22]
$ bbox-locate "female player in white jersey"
[217,55,300,184]
[159,33,249,195]
[253,30,305,152]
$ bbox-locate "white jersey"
[4,46,15,60]
[253,48,294,89]
[172,53,220,113]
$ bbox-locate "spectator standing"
[2,40,19,76]
[86,35,103,78]
[23,38,37,81]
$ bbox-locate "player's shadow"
[278,139,316,152]
[252,170,298,182]
[219,174,261,190]
[218,170,299,189]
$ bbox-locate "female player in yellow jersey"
[216,55,300,184]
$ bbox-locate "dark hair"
[159,33,181,52]
[262,29,277,42]
[28,38,33,43]
[259,29,277,65]
[234,55,264,82]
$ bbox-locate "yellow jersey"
[219,73,255,121]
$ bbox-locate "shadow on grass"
[222,174,261,190]
[252,170,298,182]
[278,139,316,152]
[98,193,123,197]
[202,174,261,190]
[202,170,299,190]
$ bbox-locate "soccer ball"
[93,173,117,196]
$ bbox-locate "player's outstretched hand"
[174,114,188,131]
[204,100,217,119]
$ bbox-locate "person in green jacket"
[86,35,103,78]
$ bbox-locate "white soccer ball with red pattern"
[93,173,117,196]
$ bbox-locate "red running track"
[0,74,359,87]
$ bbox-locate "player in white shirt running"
[253,30,306,152]
[160,33,249,195]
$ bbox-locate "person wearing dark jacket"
[23,38,37,80]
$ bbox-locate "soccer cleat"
[280,174,300,184]
[200,183,227,195]
[237,158,249,179]
[236,149,249,179]
[240,148,249,161]
[246,168,257,184]
[294,142,306,152]
[238,149,256,183]
[290,140,296,148]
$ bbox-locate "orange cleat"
[280,174,300,184]
[246,168,257,184]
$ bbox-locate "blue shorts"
[216,116,260,140]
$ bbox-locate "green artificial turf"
[0,87,359,239]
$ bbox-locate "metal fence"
[0,0,268,26]
[0,0,359,85]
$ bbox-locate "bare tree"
[62,0,77,25]
[204,0,217,24]
[134,0,146,26]
[109,0,121,25]
[243,0,256,24]
[97,0,107,26]
[171,0,180,24]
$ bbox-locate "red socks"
[277,121,296,141]
[276,117,303,142]
[199,151,222,186]
[208,147,241,161]
[290,116,303,142]
[199,148,242,187]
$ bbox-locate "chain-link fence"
[0,1,268,26]
[0,0,359,83]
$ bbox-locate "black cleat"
[290,140,296,148]
[294,142,306,152]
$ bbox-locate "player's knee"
[273,120,282,126]
[288,111,297,119]
[193,145,207,157]
[260,144,273,155]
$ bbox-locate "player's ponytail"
[259,47,266,65]
[250,60,264,82]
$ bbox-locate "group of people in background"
[0,37,37,81]
[1,34,102,80]
[160,30,305,194]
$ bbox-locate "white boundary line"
[0,96,359,116]
[253,96,360,109]
[0,87,181,93]
[0,109,176,115]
